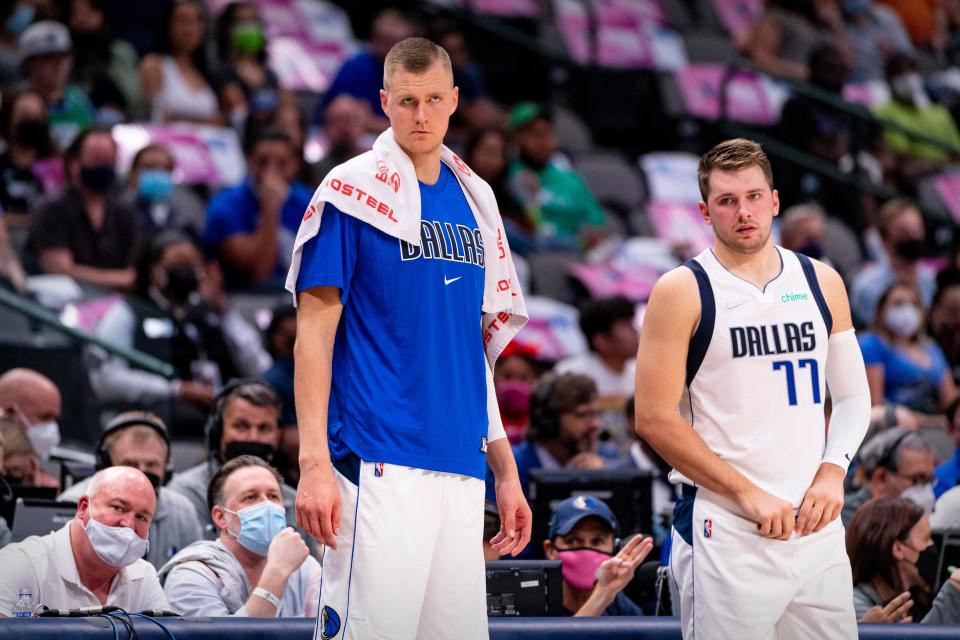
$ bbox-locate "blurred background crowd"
[0,0,960,624]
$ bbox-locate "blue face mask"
[138,169,174,202]
[5,4,35,36]
[225,500,287,556]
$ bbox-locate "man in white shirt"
[0,466,168,615]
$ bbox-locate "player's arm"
[294,285,343,548]
[796,260,871,535]
[634,267,795,539]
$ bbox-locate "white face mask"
[27,420,60,463]
[901,483,936,515]
[883,303,922,338]
[83,516,150,567]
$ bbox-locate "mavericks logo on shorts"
[320,605,341,639]
[703,519,713,539]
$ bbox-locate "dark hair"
[64,125,116,176]
[207,454,283,513]
[131,143,175,173]
[0,89,54,157]
[132,229,198,297]
[526,372,597,441]
[243,127,294,156]
[464,127,509,170]
[579,296,635,350]
[219,379,281,421]
[215,0,266,65]
[383,37,452,90]
[847,497,924,595]
[160,0,212,83]
[697,138,773,202]
[264,303,297,356]
[885,52,918,80]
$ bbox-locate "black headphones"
[876,430,911,474]
[528,375,561,440]
[95,412,174,482]
[204,378,279,458]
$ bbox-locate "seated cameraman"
[542,495,652,616]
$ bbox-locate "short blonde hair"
[697,138,773,201]
[877,198,919,238]
[383,37,452,90]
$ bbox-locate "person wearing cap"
[57,412,203,569]
[507,101,606,251]
[18,20,95,149]
[543,495,652,616]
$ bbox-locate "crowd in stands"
[0,0,959,629]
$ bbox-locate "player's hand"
[736,484,795,540]
[860,591,913,623]
[295,463,340,548]
[264,527,310,579]
[567,451,605,470]
[594,534,654,595]
[491,478,532,557]
[796,463,845,536]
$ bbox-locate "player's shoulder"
[646,264,701,325]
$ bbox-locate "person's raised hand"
[594,534,655,594]
[264,527,310,578]
[295,463,340,548]
[490,478,532,557]
[860,591,912,624]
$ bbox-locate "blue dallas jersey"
[296,163,489,479]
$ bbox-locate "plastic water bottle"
[13,590,34,617]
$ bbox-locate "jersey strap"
[683,259,715,386]
[796,253,833,335]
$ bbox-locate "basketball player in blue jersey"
[290,38,530,640]
[635,139,872,639]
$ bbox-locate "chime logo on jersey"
[399,219,485,266]
[703,519,713,539]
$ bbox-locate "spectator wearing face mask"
[859,281,957,416]
[27,126,139,291]
[0,368,63,487]
[0,88,56,219]
[842,428,937,527]
[159,455,319,617]
[88,231,270,435]
[0,466,168,616]
[542,495,652,616]
[851,199,938,326]
[57,412,202,569]
[847,497,960,623]
[125,143,205,237]
[874,52,960,188]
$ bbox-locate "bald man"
[0,466,169,616]
[0,368,63,464]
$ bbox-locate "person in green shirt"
[874,52,960,186]
[507,102,606,251]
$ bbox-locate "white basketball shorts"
[312,455,488,640]
[670,485,856,640]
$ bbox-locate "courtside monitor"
[486,560,563,616]
[11,498,77,542]
[529,468,653,552]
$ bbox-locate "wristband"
[253,587,281,609]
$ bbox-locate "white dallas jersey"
[670,247,832,508]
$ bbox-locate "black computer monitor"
[486,560,563,616]
[11,498,76,542]
[0,482,57,528]
[529,468,653,552]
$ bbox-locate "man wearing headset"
[57,411,203,568]
[487,373,610,503]
[166,380,314,553]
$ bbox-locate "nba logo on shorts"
[374,462,384,477]
[703,519,713,539]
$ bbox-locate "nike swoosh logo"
[725,301,747,309]
[444,276,462,285]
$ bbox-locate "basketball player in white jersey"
[635,138,872,639]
